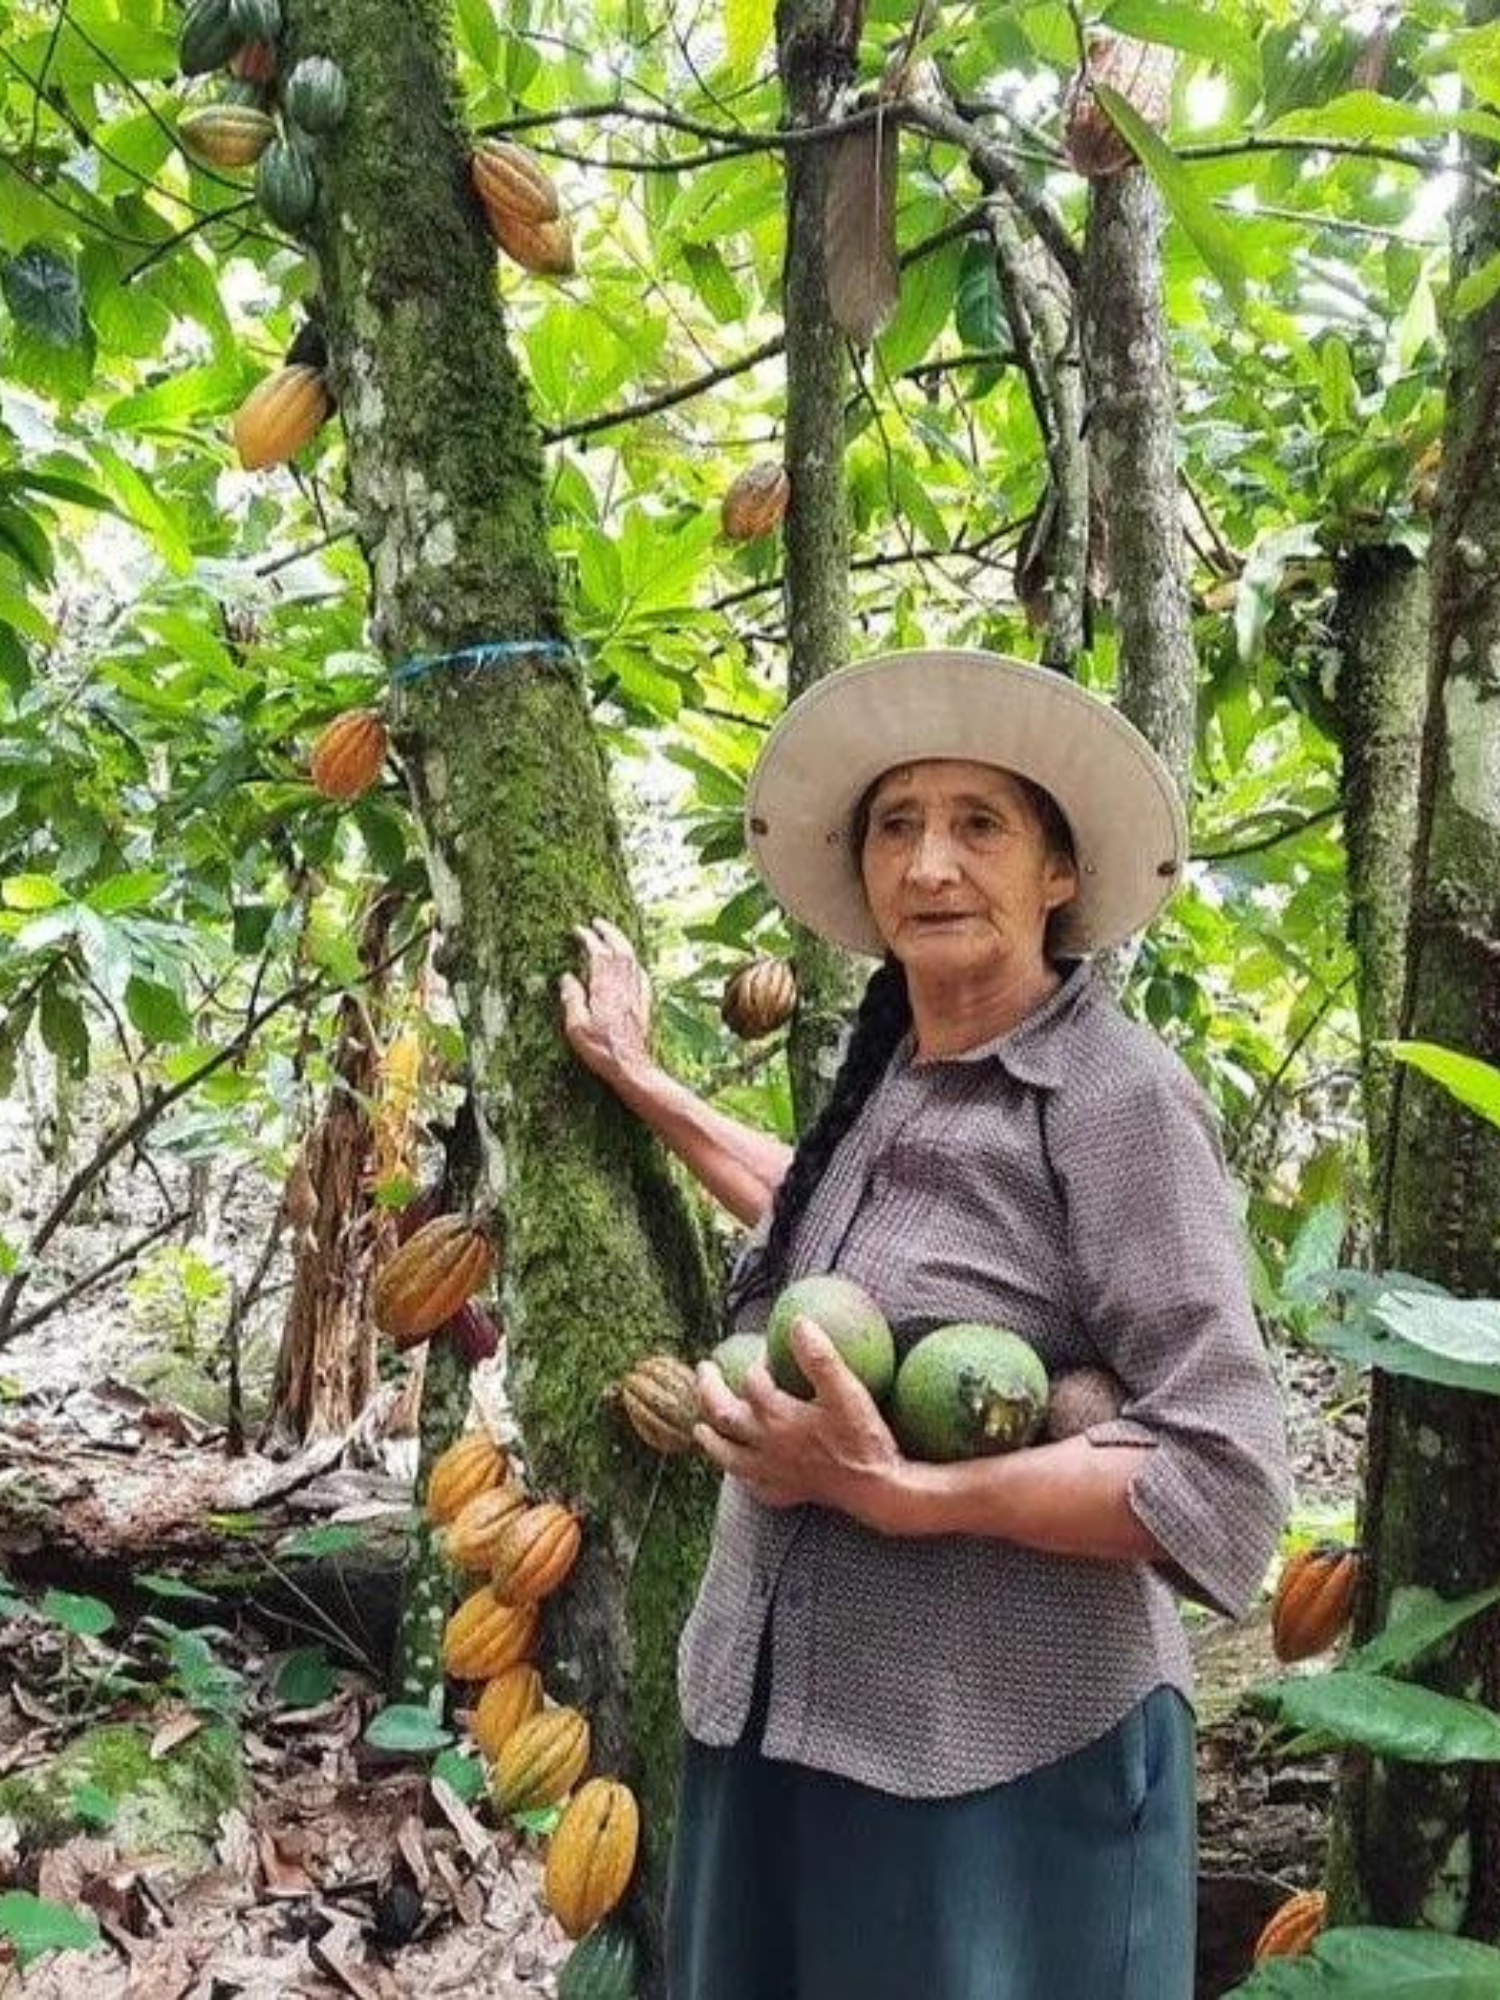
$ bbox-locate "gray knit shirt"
[677,960,1293,1797]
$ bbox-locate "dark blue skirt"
[665,1646,1196,2000]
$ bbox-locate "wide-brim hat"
[744,649,1188,957]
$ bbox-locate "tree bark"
[282,1,718,1972]
[776,0,865,1126]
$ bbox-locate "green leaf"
[954,238,1005,352]
[1387,1041,1500,1129]
[40,1589,115,1638]
[1264,90,1500,146]
[1249,1670,1500,1762]
[276,1522,367,1559]
[105,358,248,435]
[90,444,193,574]
[1453,247,1500,320]
[1358,1289,1500,1398]
[511,1800,566,1836]
[1093,85,1248,308]
[679,243,745,326]
[69,1782,117,1828]
[1346,1583,1500,1678]
[455,0,500,69]
[88,870,169,915]
[2,873,66,911]
[432,1748,486,1803]
[125,975,192,1045]
[0,1891,102,1970]
[877,238,965,377]
[276,1646,336,1707]
[725,0,775,78]
[137,1573,220,1605]
[1104,0,1260,84]
[365,1703,453,1754]
[1,245,83,347]
[1282,1200,1345,1301]
[38,983,90,1078]
[1228,1924,1500,1996]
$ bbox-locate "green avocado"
[890,1322,1049,1461]
[764,1274,895,1401]
[710,1331,766,1396]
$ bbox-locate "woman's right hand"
[559,916,654,1086]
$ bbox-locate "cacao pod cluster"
[1270,1541,1360,1663]
[721,956,797,1040]
[471,138,576,277]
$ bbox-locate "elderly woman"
[560,650,1291,2000]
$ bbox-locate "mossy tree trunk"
[282,0,717,1970]
[1325,18,1500,1933]
[777,0,866,1127]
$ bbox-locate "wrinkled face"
[858,760,1078,977]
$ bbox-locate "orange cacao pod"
[487,208,576,276]
[1271,1543,1360,1663]
[471,137,560,227]
[232,363,332,471]
[444,1483,528,1572]
[493,1705,590,1814]
[442,1585,539,1681]
[490,1501,582,1607]
[374,1213,495,1350]
[721,957,797,1040]
[721,461,789,541]
[309,708,387,801]
[425,1432,507,1525]
[620,1353,700,1456]
[544,1777,640,1939]
[1063,34,1175,179]
[1253,1888,1327,1962]
[470,1662,544,1760]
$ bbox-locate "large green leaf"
[1092,86,1248,309]
[1229,1926,1500,1996]
[1265,90,1500,146]
[1104,0,1260,85]
[1249,1670,1500,1762]
[104,358,248,434]
[877,239,965,378]
[1387,1042,1500,1130]
[1,244,84,347]
[1347,1583,1500,1678]
[0,1892,102,1971]
[724,0,774,78]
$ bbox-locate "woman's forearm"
[876,1435,1168,1565]
[608,1056,794,1227]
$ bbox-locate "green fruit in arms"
[765,1274,895,1402]
[891,1323,1049,1461]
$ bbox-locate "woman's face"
[858,760,1078,979]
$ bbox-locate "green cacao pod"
[178,0,239,75]
[558,1921,641,2000]
[178,103,276,169]
[256,137,318,230]
[227,0,282,42]
[284,56,349,135]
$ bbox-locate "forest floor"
[0,1081,1364,1996]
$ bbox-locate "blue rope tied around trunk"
[391,637,575,685]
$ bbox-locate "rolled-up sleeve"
[1051,1052,1293,1618]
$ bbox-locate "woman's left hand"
[694,1317,906,1532]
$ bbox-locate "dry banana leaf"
[824,114,899,346]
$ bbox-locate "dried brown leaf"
[149,1708,203,1760]
[823,117,900,346]
[428,1775,491,1865]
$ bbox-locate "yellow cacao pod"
[721,461,789,541]
[179,103,276,168]
[442,1586,539,1681]
[721,957,797,1040]
[444,1483,528,1573]
[471,1662,544,1761]
[490,1501,582,1607]
[620,1353,700,1457]
[425,1431,507,1525]
[1063,33,1175,179]
[544,1778,640,1939]
[309,708,387,802]
[374,1213,496,1350]
[493,1705,590,1814]
[232,363,332,471]
[1271,1543,1361,1664]
[471,138,561,227]
[1253,1888,1327,1962]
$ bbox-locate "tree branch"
[1193,803,1342,862]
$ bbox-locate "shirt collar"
[893,958,1095,1090]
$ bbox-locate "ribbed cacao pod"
[425,1431,507,1525]
[1063,33,1175,179]
[545,1778,640,1939]
[440,1299,503,1366]
[1253,1887,1327,1962]
[721,461,789,541]
[558,1920,641,2000]
[1271,1543,1360,1663]
[256,136,318,230]
[471,138,560,227]
[721,956,797,1039]
[471,1662,544,1761]
[232,363,331,470]
[228,0,281,42]
[284,56,349,135]
[444,1483,528,1573]
[490,1501,582,1607]
[179,103,276,168]
[1044,1366,1126,1443]
[487,209,576,277]
[230,37,277,82]
[620,1353,700,1456]
[492,1705,590,1814]
[179,0,239,76]
[442,1586,539,1681]
[309,708,387,801]
[374,1213,496,1349]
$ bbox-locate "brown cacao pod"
[1044,1366,1126,1443]
[1271,1543,1360,1663]
[470,1662,544,1761]
[444,1483,528,1573]
[721,461,789,541]
[230,36,277,81]
[471,137,560,227]
[1063,33,1175,179]
[442,1585,539,1681]
[425,1431,507,1525]
[309,708,387,801]
[490,1501,582,1607]
[440,1298,503,1365]
[1253,1888,1327,1962]
[721,956,797,1040]
[374,1213,496,1350]
[232,363,332,471]
[620,1353,700,1456]
[492,1705,590,1814]
[486,207,576,277]
[544,1777,640,1939]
